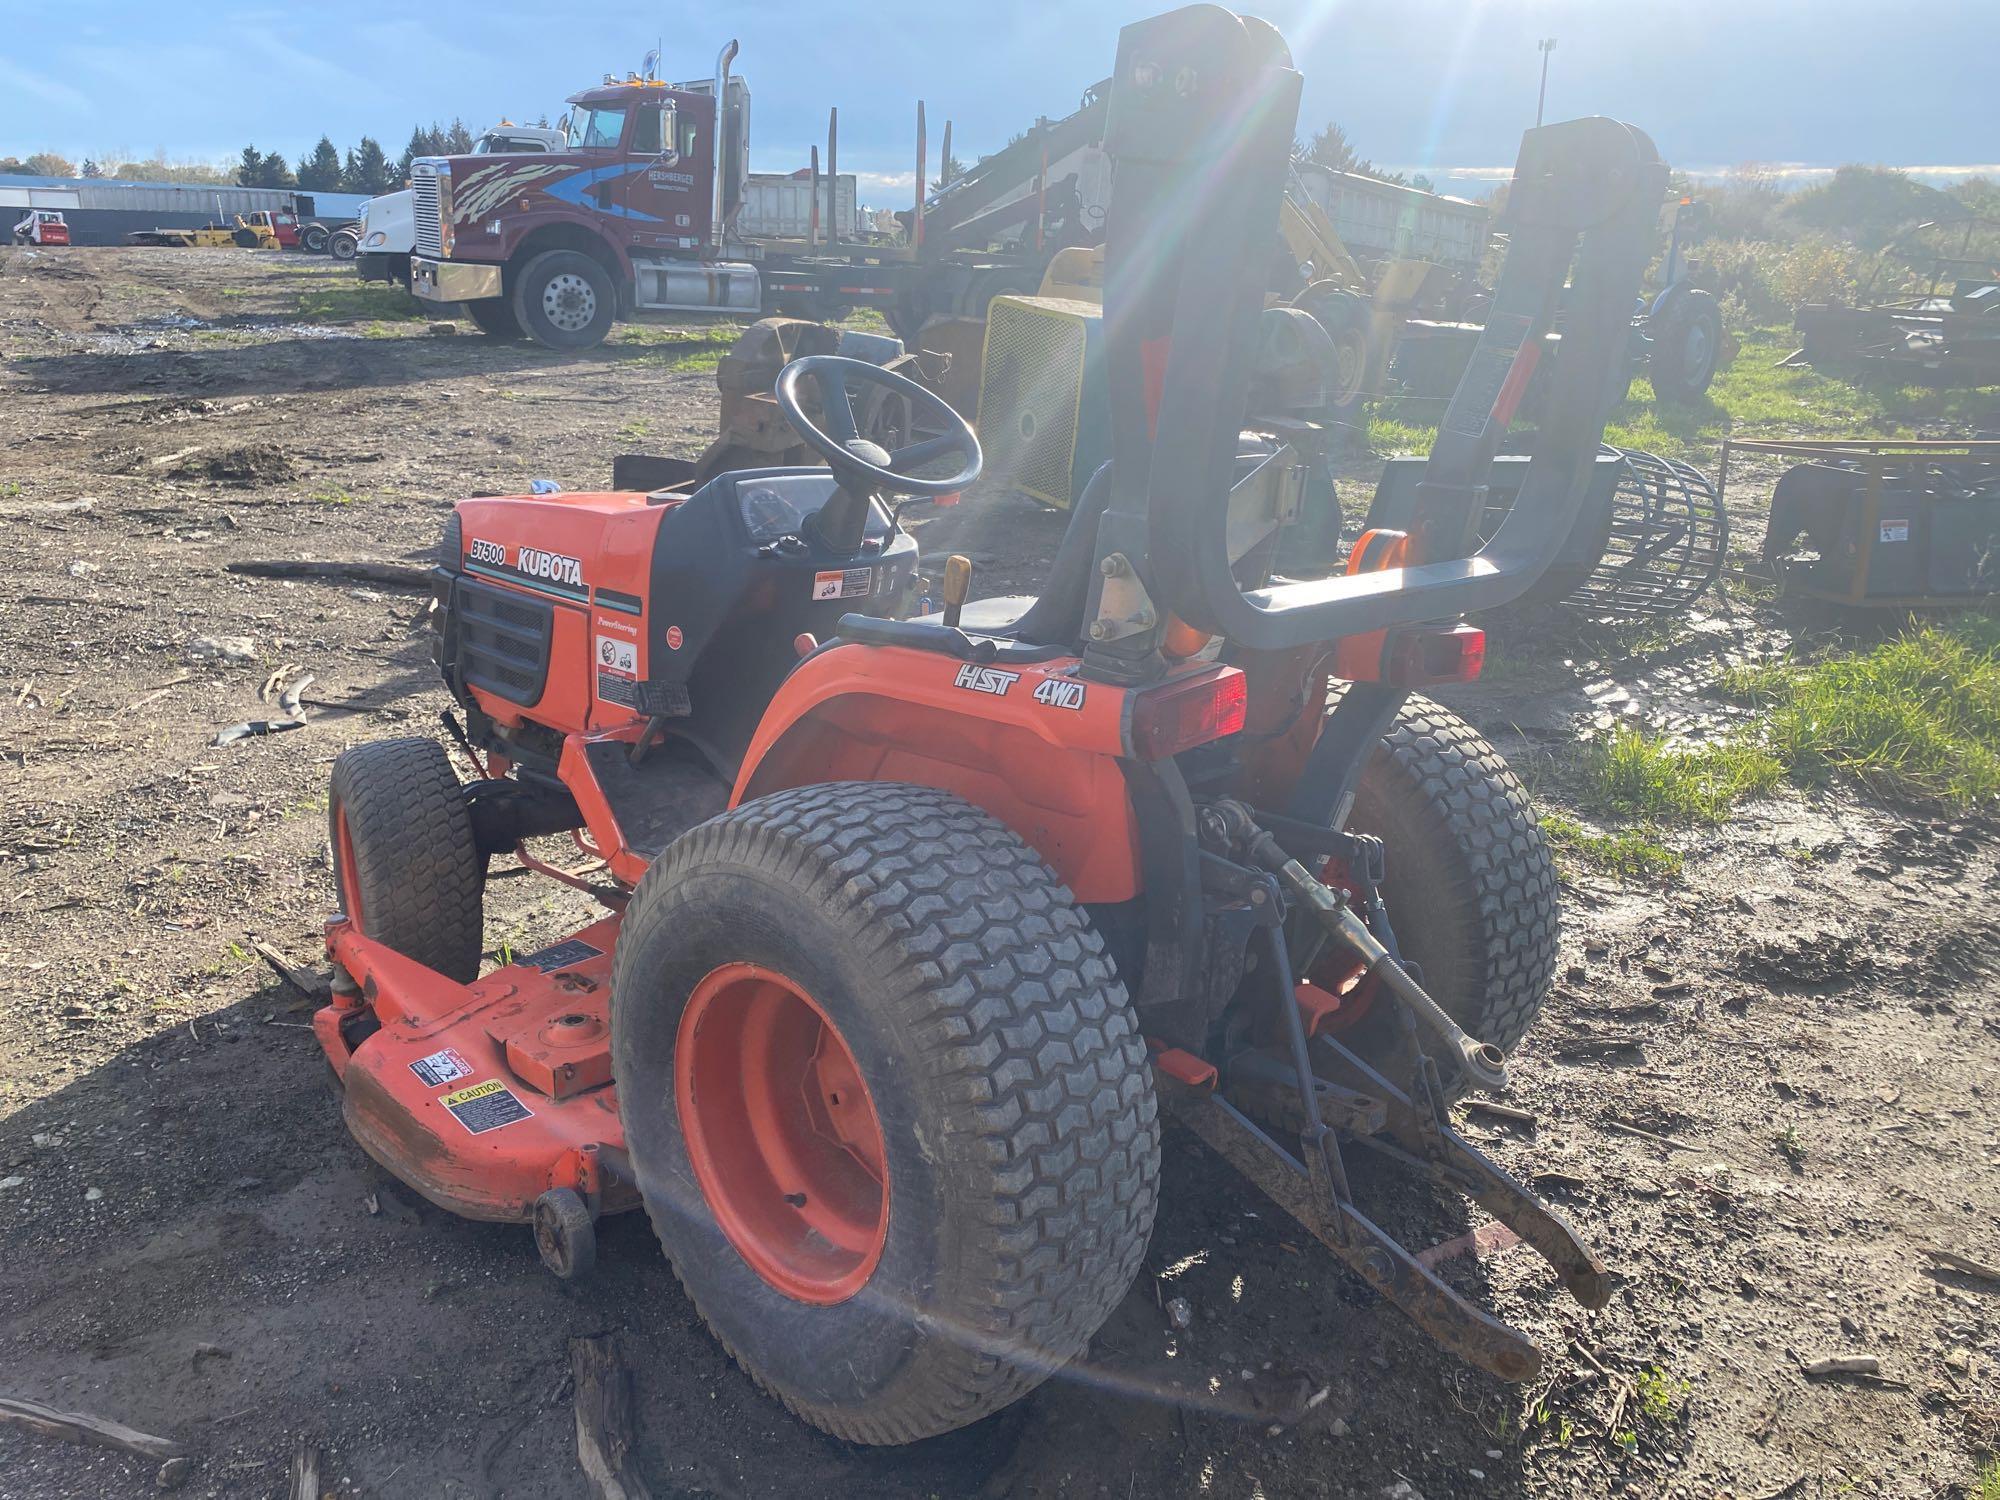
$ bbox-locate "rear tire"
[511,249,616,350]
[328,737,485,983]
[329,230,358,261]
[301,223,330,254]
[1341,697,1558,1097]
[465,297,526,341]
[612,781,1159,1444]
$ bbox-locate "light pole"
[1536,37,1557,127]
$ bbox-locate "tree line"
[235,117,553,196]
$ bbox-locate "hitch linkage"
[1170,801,1610,1384]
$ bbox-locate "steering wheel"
[773,355,981,498]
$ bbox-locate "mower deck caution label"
[440,1079,533,1135]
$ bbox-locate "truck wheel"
[1336,697,1558,1098]
[465,298,526,341]
[512,249,616,350]
[612,781,1159,1444]
[329,230,358,261]
[301,223,330,254]
[1648,288,1724,405]
[328,737,485,984]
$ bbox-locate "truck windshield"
[568,107,626,150]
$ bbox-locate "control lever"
[1207,800,1511,1093]
[941,554,972,630]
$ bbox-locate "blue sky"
[3,1,1995,198]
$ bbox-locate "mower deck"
[318,913,636,1224]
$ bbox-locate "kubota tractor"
[318,5,1666,1444]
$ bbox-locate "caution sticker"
[410,1047,473,1088]
[1879,519,1910,543]
[811,567,873,601]
[440,1079,533,1135]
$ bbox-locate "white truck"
[349,123,567,284]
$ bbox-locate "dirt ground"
[1,247,1996,1500]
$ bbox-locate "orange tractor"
[318,4,1666,1443]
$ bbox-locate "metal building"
[0,174,372,246]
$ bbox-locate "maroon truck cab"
[408,75,760,346]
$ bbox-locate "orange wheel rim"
[676,962,889,1304]
[333,808,364,927]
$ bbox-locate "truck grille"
[412,166,443,258]
[453,577,551,706]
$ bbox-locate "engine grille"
[978,296,1096,509]
[412,166,443,259]
[453,576,552,705]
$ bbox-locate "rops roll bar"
[1087,7,1668,664]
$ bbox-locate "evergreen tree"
[256,151,296,189]
[396,125,429,179]
[299,136,343,192]
[342,136,393,195]
[81,158,102,178]
[444,117,474,155]
[236,145,265,187]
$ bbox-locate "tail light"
[1131,669,1247,759]
[1385,623,1486,686]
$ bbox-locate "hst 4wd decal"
[465,538,588,600]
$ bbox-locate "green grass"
[1540,814,1684,881]
[1974,1459,2000,1500]
[310,487,362,506]
[1720,616,2000,810]
[1372,329,2000,466]
[612,322,746,347]
[295,280,426,323]
[637,344,727,373]
[1578,725,1785,824]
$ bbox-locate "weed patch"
[1720,616,2000,810]
[1541,814,1683,881]
[1578,726,1784,824]
[296,280,424,323]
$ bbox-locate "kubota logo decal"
[953,664,1019,697]
[518,547,584,588]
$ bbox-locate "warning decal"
[410,1047,473,1088]
[440,1079,534,1135]
[595,634,638,678]
[1879,519,1910,543]
[811,567,873,602]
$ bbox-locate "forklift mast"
[1080,5,1668,681]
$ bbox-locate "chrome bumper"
[411,257,502,303]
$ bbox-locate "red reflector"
[1385,624,1486,686]
[1131,669,1248,759]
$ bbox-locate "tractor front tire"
[511,249,616,350]
[1648,288,1724,405]
[612,781,1160,1444]
[1344,696,1559,1097]
[328,737,485,983]
[465,297,526,341]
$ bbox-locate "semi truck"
[404,43,1139,345]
